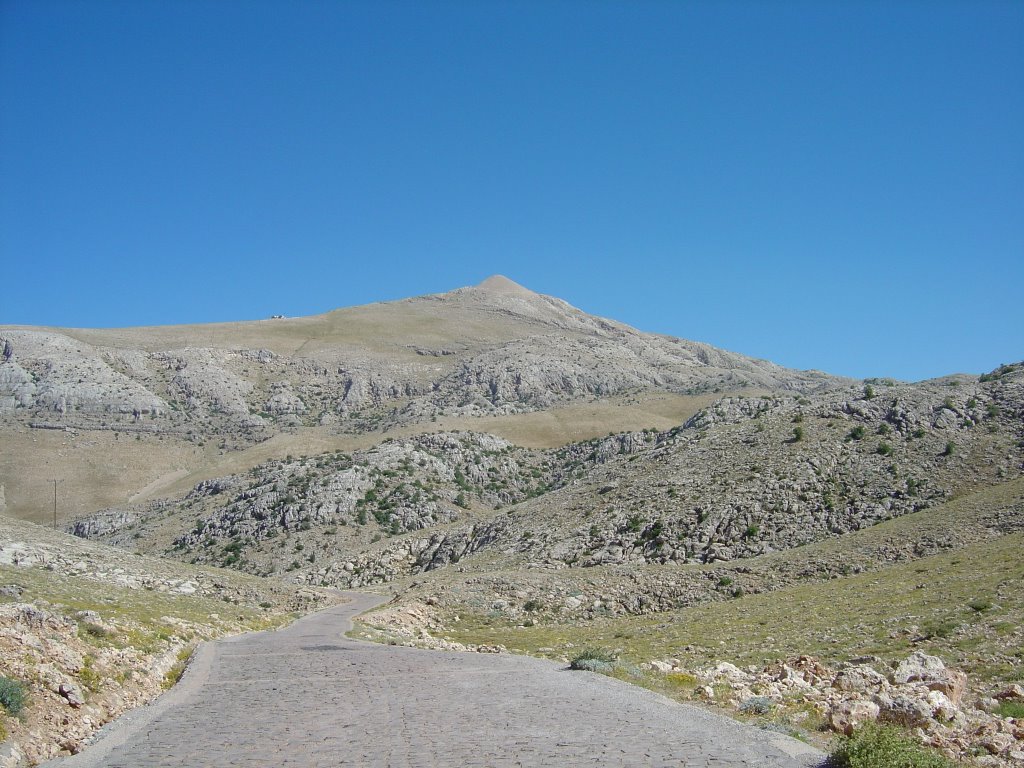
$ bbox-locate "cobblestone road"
[49,593,824,767]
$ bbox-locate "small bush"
[791,426,804,442]
[942,441,955,457]
[829,723,956,768]
[523,599,544,613]
[922,618,957,639]
[876,442,892,456]
[664,671,699,689]
[78,655,102,692]
[739,695,773,715]
[79,621,112,640]
[848,425,866,440]
[967,598,992,613]
[0,676,27,716]
[569,648,617,670]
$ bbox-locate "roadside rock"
[892,651,968,705]
[58,681,85,707]
[829,699,880,735]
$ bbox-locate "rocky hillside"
[70,364,1024,593]
[67,429,634,574]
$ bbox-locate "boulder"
[893,651,947,684]
[892,651,967,705]
[878,693,935,728]
[829,699,881,735]
[980,732,1015,756]
[58,681,85,708]
[925,689,958,721]
[708,662,747,682]
[996,684,1024,702]
[834,664,888,694]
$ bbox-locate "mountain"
[5,279,1022,765]
[0,277,841,522]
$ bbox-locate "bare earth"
[45,593,823,768]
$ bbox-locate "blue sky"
[1,0,1021,381]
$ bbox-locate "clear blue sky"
[1,0,1021,381]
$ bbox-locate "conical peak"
[475,275,536,297]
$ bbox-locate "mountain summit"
[473,274,537,297]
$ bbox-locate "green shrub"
[792,426,804,442]
[569,648,617,670]
[829,723,956,768]
[849,425,866,440]
[523,599,544,613]
[0,677,26,716]
[739,695,773,714]
[79,621,112,641]
[877,442,892,456]
[921,618,957,639]
[942,441,955,457]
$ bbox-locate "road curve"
[46,592,824,767]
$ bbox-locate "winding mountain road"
[48,593,824,767]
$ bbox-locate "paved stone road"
[48,593,824,767]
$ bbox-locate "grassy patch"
[995,700,1024,719]
[162,646,195,690]
[828,723,955,768]
[436,532,1024,685]
[0,562,285,649]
